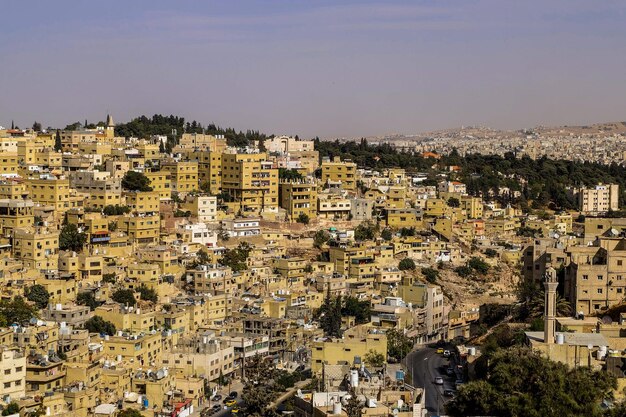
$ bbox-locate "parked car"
[436,348,444,354]
[443,350,451,358]
[446,367,454,376]
[434,376,444,385]
[443,389,457,397]
[229,392,238,399]
[225,399,237,408]
[213,395,222,402]
[455,379,464,389]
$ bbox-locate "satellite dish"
[602,316,613,325]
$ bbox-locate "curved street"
[406,346,458,417]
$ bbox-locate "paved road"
[406,346,457,416]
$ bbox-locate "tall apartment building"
[12,228,59,271]
[279,180,317,221]
[0,199,34,237]
[321,157,357,191]
[70,171,122,209]
[26,175,83,214]
[221,151,278,214]
[0,348,26,403]
[578,184,619,215]
[193,151,222,194]
[564,237,626,315]
[161,161,198,193]
[145,171,172,200]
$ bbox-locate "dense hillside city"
[0,115,625,417]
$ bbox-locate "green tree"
[447,197,460,207]
[111,289,137,306]
[54,130,62,151]
[354,221,376,241]
[344,388,363,417]
[278,168,303,181]
[25,284,50,309]
[484,248,498,258]
[59,223,87,252]
[364,350,385,367]
[455,265,472,277]
[219,242,252,272]
[0,296,38,325]
[421,267,439,283]
[381,228,393,241]
[2,402,20,416]
[297,213,310,225]
[103,205,131,215]
[32,121,42,132]
[196,249,210,265]
[76,292,100,310]
[85,316,116,336]
[468,257,490,274]
[121,171,153,192]
[342,296,371,324]
[137,285,158,303]
[317,289,342,337]
[446,347,616,417]
[399,258,416,271]
[102,273,117,284]
[313,230,331,248]
[386,329,412,361]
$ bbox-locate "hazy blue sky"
[1,1,626,138]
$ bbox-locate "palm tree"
[527,293,572,318]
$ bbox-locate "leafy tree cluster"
[399,258,416,271]
[0,297,38,326]
[455,257,490,277]
[421,267,439,283]
[446,347,616,417]
[103,205,132,216]
[114,114,273,148]
[85,316,116,336]
[317,290,342,337]
[399,227,416,237]
[381,228,394,241]
[342,296,371,324]
[2,402,19,416]
[316,292,371,337]
[354,221,377,241]
[111,289,137,306]
[278,168,303,181]
[241,354,299,417]
[174,210,192,218]
[315,140,626,210]
[364,350,385,367]
[137,285,158,303]
[296,213,310,225]
[59,223,87,252]
[121,171,153,192]
[219,242,252,272]
[25,284,50,309]
[313,230,331,248]
[77,292,101,310]
[386,328,412,361]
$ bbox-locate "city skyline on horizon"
[2,1,626,138]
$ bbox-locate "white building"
[179,223,218,247]
[220,217,260,238]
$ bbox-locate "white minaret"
[544,266,558,344]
